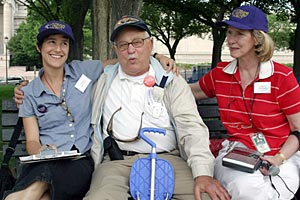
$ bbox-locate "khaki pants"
[84,151,211,200]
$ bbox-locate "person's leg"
[4,181,49,200]
[159,153,211,200]
[84,153,211,200]
[40,191,51,200]
[215,141,300,200]
[271,152,300,200]
[84,155,137,200]
[51,156,94,200]
[3,162,52,200]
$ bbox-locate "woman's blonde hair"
[252,30,274,62]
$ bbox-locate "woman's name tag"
[250,132,271,153]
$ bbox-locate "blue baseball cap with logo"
[110,15,151,42]
[37,20,75,44]
[216,5,268,33]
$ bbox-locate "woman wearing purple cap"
[4,20,176,200]
[190,5,300,200]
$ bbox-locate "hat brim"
[37,29,75,44]
[216,20,253,30]
[110,24,151,42]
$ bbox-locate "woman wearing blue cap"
[4,20,175,200]
[190,5,300,200]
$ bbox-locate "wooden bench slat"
[197,98,227,139]
[2,129,26,141]
[198,106,220,118]
[2,99,18,112]
[2,113,19,127]
[3,144,27,157]
[197,97,218,105]
[2,99,28,162]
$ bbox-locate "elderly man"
[84,15,230,200]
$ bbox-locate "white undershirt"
[102,65,176,153]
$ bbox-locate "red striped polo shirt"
[199,60,300,155]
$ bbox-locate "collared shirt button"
[69,123,73,127]
[70,134,74,138]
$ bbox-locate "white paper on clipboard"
[19,150,84,164]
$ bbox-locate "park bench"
[1,98,299,199]
[197,97,227,157]
[1,99,27,175]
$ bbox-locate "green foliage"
[7,17,41,67]
[268,14,295,51]
[83,10,92,59]
[141,1,210,59]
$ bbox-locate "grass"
[0,84,15,166]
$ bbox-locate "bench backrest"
[196,97,227,139]
[2,99,27,157]
[2,97,225,154]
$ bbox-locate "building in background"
[1,0,27,63]
[153,35,293,65]
[0,0,28,80]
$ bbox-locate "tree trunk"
[211,28,226,68]
[66,0,91,61]
[292,0,300,80]
[92,0,143,60]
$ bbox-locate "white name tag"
[254,82,271,94]
[75,74,91,93]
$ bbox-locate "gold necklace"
[44,74,58,95]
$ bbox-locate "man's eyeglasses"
[114,17,140,30]
[106,107,143,143]
[60,98,75,122]
[114,37,151,51]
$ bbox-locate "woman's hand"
[39,144,58,154]
[259,155,282,176]
[154,53,179,75]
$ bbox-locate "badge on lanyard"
[250,132,271,153]
[75,74,91,93]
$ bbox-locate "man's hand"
[154,54,179,75]
[14,80,28,107]
[194,176,230,200]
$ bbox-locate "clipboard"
[19,150,84,164]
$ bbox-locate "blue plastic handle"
[139,128,166,148]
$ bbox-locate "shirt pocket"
[144,102,170,128]
[36,103,66,130]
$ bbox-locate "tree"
[16,0,91,61]
[7,16,40,67]
[268,14,295,51]
[146,0,243,68]
[91,0,143,60]
[141,1,209,60]
[256,0,300,76]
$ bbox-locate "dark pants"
[4,153,94,200]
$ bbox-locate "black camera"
[104,136,124,160]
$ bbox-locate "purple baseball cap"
[37,20,75,43]
[110,15,151,42]
[216,5,268,33]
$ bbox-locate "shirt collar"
[223,59,274,79]
[118,64,155,84]
[32,68,49,97]
[33,64,72,97]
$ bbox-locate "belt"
[121,150,139,156]
[120,150,167,156]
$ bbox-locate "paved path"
[0,65,38,81]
